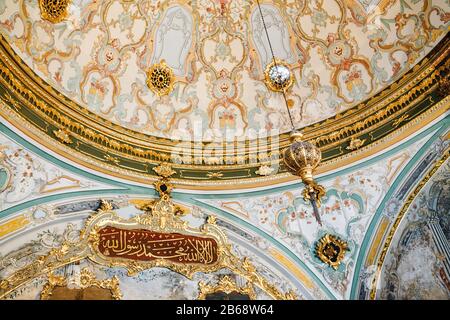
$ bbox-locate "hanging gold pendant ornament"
[257,0,324,226]
[283,131,326,226]
[39,0,71,23]
[264,59,294,92]
[146,60,175,96]
[302,182,326,207]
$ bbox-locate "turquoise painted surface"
[349,115,450,299]
[0,168,8,190]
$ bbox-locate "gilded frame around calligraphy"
[84,210,229,278]
[0,197,297,300]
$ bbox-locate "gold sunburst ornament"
[315,234,348,270]
[264,59,294,92]
[146,60,175,96]
[39,0,71,23]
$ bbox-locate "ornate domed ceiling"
[0,0,448,189]
[0,0,448,139]
[0,0,449,302]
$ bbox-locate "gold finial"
[207,215,217,225]
[289,131,304,142]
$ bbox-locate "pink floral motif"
[89,79,108,98]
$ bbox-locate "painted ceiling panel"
[0,130,120,213]
[0,0,448,301]
[194,132,432,299]
[377,157,450,299]
[0,0,448,140]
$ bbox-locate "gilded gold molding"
[198,275,256,300]
[368,148,450,299]
[40,267,122,300]
[437,76,450,98]
[0,96,447,190]
[0,215,29,239]
[0,192,296,300]
[268,248,313,292]
[0,33,448,188]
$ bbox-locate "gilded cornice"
[0,33,448,189]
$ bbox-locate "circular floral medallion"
[97,45,121,72]
[38,0,71,24]
[327,40,352,65]
[146,60,175,96]
[212,70,236,100]
[264,59,294,92]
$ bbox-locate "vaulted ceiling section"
[0,0,449,300]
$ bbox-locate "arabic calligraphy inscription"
[97,226,219,265]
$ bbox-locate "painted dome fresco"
[0,0,448,142]
[0,0,449,302]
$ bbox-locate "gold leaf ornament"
[53,129,72,144]
[346,137,366,150]
[153,163,176,178]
